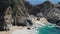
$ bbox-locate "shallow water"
[37,23,60,34]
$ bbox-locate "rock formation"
[0,0,60,31]
[0,0,32,30]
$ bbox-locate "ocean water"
[37,23,60,34]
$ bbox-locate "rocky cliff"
[32,1,60,25]
[0,0,60,27]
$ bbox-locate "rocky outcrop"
[0,0,60,30]
[11,0,32,25]
[0,0,32,30]
[30,1,60,25]
[34,1,53,14]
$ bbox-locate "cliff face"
[0,0,32,17]
[0,0,33,27]
[34,1,53,13]
[33,1,60,25]
[11,0,32,25]
[29,1,54,16]
[0,0,60,26]
[28,1,60,25]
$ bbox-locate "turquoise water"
[37,23,60,34]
